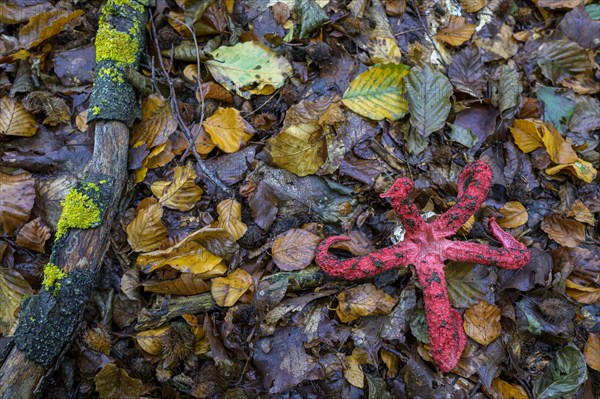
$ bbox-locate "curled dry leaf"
[498,201,528,229]
[463,301,502,346]
[151,165,203,211]
[135,324,170,355]
[142,273,210,296]
[272,228,321,271]
[126,200,167,252]
[0,267,33,336]
[267,122,327,177]
[565,279,600,304]
[336,283,397,323]
[94,363,143,399]
[130,94,177,149]
[0,97,38,137]
[541,214,585,248]
[436,16,476,47]
[202,107,255,153]
[16,217,51,253]
[216,199,247,240]
[211,268,253,307]
[584,332,600,371]
[0,170,36,235]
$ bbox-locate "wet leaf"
[498,201,528,229]
[182,314,210,355]
[142,273,210,296]
[336,283,397,323]
[0,267,33,335]
[497,65,522,120]
[211,268,253,307]
[216,199,247,240]
[532,345,587,399]
[0,170,36,235]
[126,200,167,252]
[18,9,83,50]
[342,63,410,121]
[541,214,585,248]
[267,122,327,176]
[463,301,501,346]
[565,279,600,304]
[584,333,600,371]
[272,228,321,271]
[151,165,203,211]
[0,97,38,137]
[405,65,452,138]
[16,217,50,253]
[448,46,485,97]
[135,325,170,355]
[490,378,528,399]
[94,363,144,399]
[536,39,592,86]
[130,94,177,149]
[436,16,475,47]
[206,41,293,98]
[202,107,255,153]
[446,263,496,308]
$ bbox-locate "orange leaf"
[565,279,600,304]
[151,165,203,211]
[0,97,38,138]
[498,201,528,229]
[202,107,255,153]
[584,333,600,371]
[436,16,475,46]
[541,214,585,248]
[490,378,528,399]
[463,301,501,346]
[130,94,177,149]
[211,268,253,307]
[18,9,83,50]
[336,283,397,323]
[16,218,50,253]
[126,200,167,252]
[510,119,544,153]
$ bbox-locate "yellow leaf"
[342,63,410,121]
[135,324,170,355]
[18,9,83,50]
[380,348,400,378]
[541,214,586,248]
[211,268,253,307]
[344,348,368,388]
[498,201,528,229]
[436,16,476,46]
[336,283,397,323]
[126,201,167,252]
[490,378,528,399]
[566,200,595,225]
[142,273,210,295]
[202,107,255,153]
[145,141,175,170]
[510,119,544,153]
[0,97,38,137]
[216,199,247,240]
[267,123,327,176]
[565,279,600,304]
[94,364,143,399]
[130,94,177,149]
[151,165,203,211]
[182,314,210,355]
[271,228,321,271]
[584,333,600,372]
[76,110,88,132]
[463,301,501,346]
[546,159,597,183]
[367,37,402,64]
[540,123,578,165]
[0,267,33,335]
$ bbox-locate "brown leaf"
[182,314,210,355]
[541,214,585,248]
[16,217,50,253]
[126,200,167,252]
[474,24,518,60]
[130,94,177,149]
[0,2,53,25]
[537,39,593,86]
[558,7,600,50]
[336,283,397,323]
[18,9,83,50]
[94,363,144,399]
[211,268,253,307]
[272,228,321,271]
[436,16,476,47]
[151,165,203,211]
[565,279,600,304]
[584,332,600,372]
[448,46,485,97]
[490,378,528,399]
[190,123,216,155]
[143,273,210,296]
[0,170,36,235]
[216,199,247,240]
[463,301,501,346]
[249,182,278,231]
[135,325,170,355]
[567,200,595,225]
[0,97,38,137]
[498,201,528,229]
[460,0,486,13]
[202,107,255,153]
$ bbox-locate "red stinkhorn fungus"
[316,161,530,372]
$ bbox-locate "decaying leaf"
[342,63,410,121]
[541,214,585,248]
[202,107,255,153]
[151,165,203,211]
[182,314,210,355]
[126,200,167,253]
[474,24,518,60]
[498,201,528,229]
[16,217,50,253]
[336,283,397,323]
[449,46,485,97]
[267,122,327,176]
[446,262,495,308]
[0,170,36,235]
[94,363,144,399]
[211,268,253,307]
[272,228,321,271]
[584,332,600,372]
[566,200,595,225]
[0,97,38,137]
[463,301,501,346]
[216,199,247,240]
[532,345,587,399]
[537,39,593,86]
[0,267,33,336]
[460,0,486,13]
[436,16,475,47]
[497,65,522,120]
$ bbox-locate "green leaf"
[342,63,410,121]
[533,345,587,399]
[405,65,452,137]
[366,373,391,399]
[445,262,495,308]
[537,86,574,134]
[497,65,522,120]
[296,0,328,39]
[585,4,600,20]
[0,267,33,335]
[207,42,293,99]
[409,301,429,344]
[448,123,478,148]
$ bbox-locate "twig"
[149,17,229,193]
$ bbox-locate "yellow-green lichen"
[99,179,107,184]
[42,263,67,291]
[91,106,101,116]
[56,188,101,240]
[85,182,100,192]
[95,0,141,65]
[97,66,124,83]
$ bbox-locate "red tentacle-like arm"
[315,160,530,372]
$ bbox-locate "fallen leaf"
[474,24,518,60]
[211,268,253,307]
[216,199,247,240]
[446,262,496,308]
[436,16,476,46]
[130,94,177,149]
[460,0,486,13]
[142,273,210,296]
[541,214,585,248]
[126,200,167,252]
[0,170,36,235]
[536,86,575,134]
[18,9,83,50]
[463,301,502,346]
[509,119,544,153]
[0,2,53,25]
[16,217,50,253]
[342,63,410,121]
[380,348,400,378]
[498,201,528,229]
[344,348,369,388]
[272,228,321,271]
[537,39,593,86]
[448,124,478,148]
[490,378,528,399]
[545,159,597,183]
[151,165,203,211]
[336,283,397,323]
[206,41,293,98]
[0,97,38,137]
[497,65,522,120]
[76,110,89,132]
[365,0,402,64]
[95,364,143,399]
[202,107,255,153]
[135,325,170,355]
[297,0,329,39]
[537,0,585,9]
[198,81,233,103]
[0,267,33,335]
[532,345,587,399]
[182,314,210,355]
[583,333,600,371]
[565,279,600,304]
[566,200,595,225]
[267,122,327,176]
[448,46,486,97]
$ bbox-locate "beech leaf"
[0,267,33,336]
[498,201,529,229]
[267,122,327,176]
[151,165,203,211]
[202,107,255,153]
[211,268,253,307]
[216,199,247,241]
[532,345,587,399]
[130,94,177,149]
[16,217,50,253]
[0,171,36,235]
[272,229,321,271]
[0,97,38,138]
[463,301,501,346]
[94,363,144,399]
[126,200,167,252]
